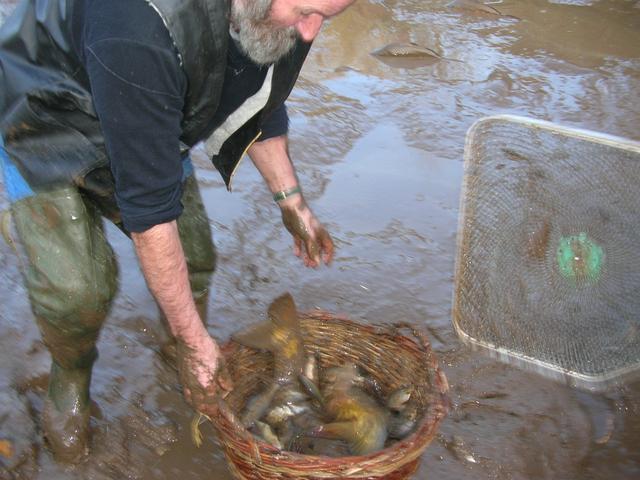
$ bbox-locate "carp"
[233,293,321,448]
[371,42,464,69]
[308,363,388,456]
[387,385,420,439]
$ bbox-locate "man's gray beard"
[230,0,299,66]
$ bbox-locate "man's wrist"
[273,185,301,203]
[172,313,210,346]
[277,190,306,210]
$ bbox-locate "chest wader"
[9,172,215,463]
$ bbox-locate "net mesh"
[453,116,640,390]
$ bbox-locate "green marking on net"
[557,233,604,283]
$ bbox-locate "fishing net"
[208,312,449,479]
[453,115,640,390]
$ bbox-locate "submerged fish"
[255,420,283,449]
[303,351,319,384]
[387,385,413,411]
[388,409,419,439]
[240,382,280,427]
[372,42,446,59]
[292,432,352,457]
[447,0,520,20]
[308,363,388,456]
[263,387,311,427]
[387,385,420,439]
[372,42,464,69]
[447,0,503,16]
[268,397,325,451]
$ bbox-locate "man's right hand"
[177,333,233,413]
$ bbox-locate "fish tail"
[190,412,212,448]
[267,292,299,329]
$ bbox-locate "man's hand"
[278,194,334,267]
[177,334,233,413]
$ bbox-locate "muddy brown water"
[1,0,639,478]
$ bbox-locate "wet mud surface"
[1,0,639,478]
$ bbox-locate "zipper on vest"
[228,130,263,192]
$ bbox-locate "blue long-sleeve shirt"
[73,0,288,232]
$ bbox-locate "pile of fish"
[232,293,421,457]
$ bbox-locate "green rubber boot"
[42,349,97,464]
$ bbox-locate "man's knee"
[29,263,117,333]
[11,188,118,333]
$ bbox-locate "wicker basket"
[209,311,449,479]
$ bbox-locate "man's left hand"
[279,195,334,268]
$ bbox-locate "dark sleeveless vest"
[0,0,310,190]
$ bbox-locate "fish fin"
[303,352,319,382]
[423,46,443,58]
[232,321,276,350]
[298,374,324,406]
[190,412,206,448]
[267,292,299,329]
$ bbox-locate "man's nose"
[295,13,324,42]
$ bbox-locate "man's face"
[231,0,356,66]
